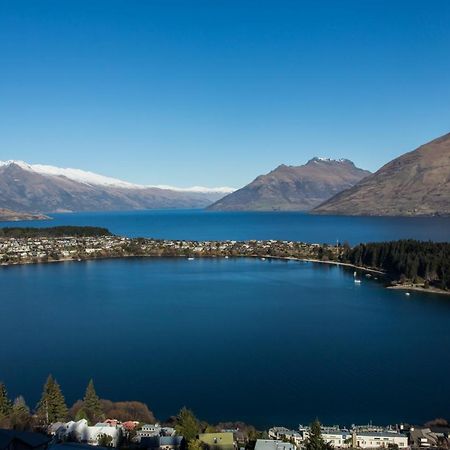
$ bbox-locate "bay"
[1,257,449,428]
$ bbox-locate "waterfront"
[1,257,449,428]
[2,210,450,244]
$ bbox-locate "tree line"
[0,376,154,431]
[0,378,334,450]
[0,226,112,238]
[342,240,450,289]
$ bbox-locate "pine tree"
[10,396,31,431]
[82,379,103,425]
[36,375,68,426]
[0,382,12,425]
[175,407,200,443]
[305,420,332,450]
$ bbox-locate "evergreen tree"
[0,382,12,418]
[82,379,104,425]
[305,420,332,450]
[36,375,68,426]
[175,407,200,443]
[10,396,31,431]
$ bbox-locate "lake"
[1,257,449,428]
[1,209,450,244]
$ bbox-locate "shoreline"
[387,284,450,296]
[8,253,450,297]
[0,253,386,275]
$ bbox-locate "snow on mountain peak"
[0,160,235,194]
[309,157,350,164]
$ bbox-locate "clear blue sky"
[1,0,449,187]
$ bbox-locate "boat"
[354,279,361,284]
[187,257,195,261]
[224,256,229,259]
[261,257,266,261]
[405,292,411,296]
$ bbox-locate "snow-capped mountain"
[0,160,234,194]
[0,160,233,213]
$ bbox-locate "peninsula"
[0,226,449,295]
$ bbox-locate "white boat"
[354,279,361,284]
[261,257,266,261]
[405,292,411,296]
[187,257,195,261]
[224,256,229,259]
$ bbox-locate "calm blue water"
[1,210,450,244]
[1,258,449,428]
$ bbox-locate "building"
[268,428,303,447]
[198,433,235,450]
[409,427,450,448]
[321,430,351,448]
[140,436,184,450]
[137,425,162,440]
[354,431,408,449]
[53,419,121,447]
[0,429,51,450]
[303,428,409,449]
[254,440,295,450]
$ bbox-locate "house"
[254,440,295,450]
[137,425,162,439]
[409,427,440,448]
[140,436,184,450]
[353,431,408,449]
[53,419,121,447]
[122,422,139,432]
[268,428,302,447]
[0,429,51,450]
[321,430,351,448]
[198,433,235,450]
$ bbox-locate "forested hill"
[343,240,450,289]
[0,226,112,238]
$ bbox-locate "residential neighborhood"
[2,420,449,450]
[0,232,339,267]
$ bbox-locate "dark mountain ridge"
[208,157,371,211]
[313,132,450,216]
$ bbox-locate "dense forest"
[0,226,112,238]
[342,240,450,289]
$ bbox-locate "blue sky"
[0,0,449,188]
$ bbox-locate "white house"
[54,419,122,447]
[320,430,408,449]
[354,431,408,449]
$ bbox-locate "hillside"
[0,161,231,213]
[208,158,371,211]
[313,133,450,216]
[0,208,49,221]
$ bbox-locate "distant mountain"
[313,132,450,216]
[0,161,234,213]
[0,208,49,222]
[207,158,371,211]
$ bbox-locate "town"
[1,410,449,450]
[0,379,448,450]
[0,233,341,267]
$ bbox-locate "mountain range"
[208,158,371,211]
[313,132,450,216]
[0,161,233,214]
[1,131,449,218]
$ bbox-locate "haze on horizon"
[1,0,449,188]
